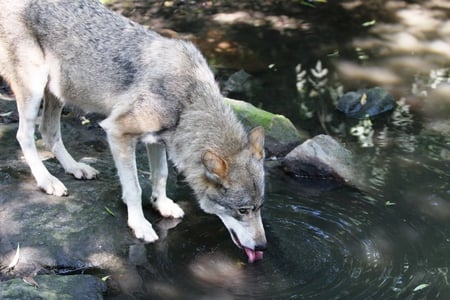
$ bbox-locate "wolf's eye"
[238,208,250,215]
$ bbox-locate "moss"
[225,98,301,145]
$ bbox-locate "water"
[101,97,449,299]
[7,1,444,298]
[113,136,449,299]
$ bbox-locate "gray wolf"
[0,0,266,262]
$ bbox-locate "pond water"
[110,131,449,299]
[101,3,450,299]
[98,1,450,299]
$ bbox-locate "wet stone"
[0,104,154,295]
[0,275,106,300]
[337,87,396,119]
[282,134,368,190]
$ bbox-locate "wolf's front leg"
[146,143,184,219]
[102,125,158,243]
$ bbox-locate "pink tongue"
[244,248,264,263]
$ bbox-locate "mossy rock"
[225,98,302,157]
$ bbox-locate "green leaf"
[300,1,315,8]
[362,20,376,27]
[7,243,20,270]
[104,206,116,217]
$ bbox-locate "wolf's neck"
[164,86,247,186]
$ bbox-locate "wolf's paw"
[66,162,99,180]
[38,175,68,196]
[153,197,185,219]
[128,218,159,243]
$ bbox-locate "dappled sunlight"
[385,56,431,72]
[396,6,441,33]
[412,193,450,221]
[340,0,450,88]
[336,61,401,86]
[88,251,144,295]
[422,85,450,118]
[189,252,246,288]
[105,0,448,89]
[213,11,306,32]
[1,0,449,297]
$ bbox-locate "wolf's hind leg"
[40,91,99,180]
[13,61,68,196]
[146,143,184,219]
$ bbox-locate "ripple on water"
[135,184,448,299]
[250,189,431,299]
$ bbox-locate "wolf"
[0,0,266,262]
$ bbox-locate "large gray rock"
[0,99,152,294]
[282,135,366,189]
[0,275,106,300]
[0,121,129,276]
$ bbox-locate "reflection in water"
[189,251,246,298]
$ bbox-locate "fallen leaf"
[236,261,246,268]
[0,111,13,117]
[104,206,115,217]
[413,283,430,292]
[80,116,91,126]
[362,19,377,27]
[7,244,20,270]
[360,93,367,105]
[23,276,40,288]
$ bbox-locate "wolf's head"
[198,127,266,263]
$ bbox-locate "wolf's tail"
[0,77,14,100]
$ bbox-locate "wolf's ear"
[202,150,229,183]
[249,126,265,160]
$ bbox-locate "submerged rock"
[223,70,263,100]
[225,98,302,157]
[0,275,106,300]
[282,134,366,189]
[337,87,396,119]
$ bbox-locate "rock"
[224,70,253,94]
[282,134,366,189]
[223,70,263,100]
[0,119,147,287]
[337,87,396,119]
[0,275,106,299]
[225,98,302,157]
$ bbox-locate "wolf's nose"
[255,243,267,251]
